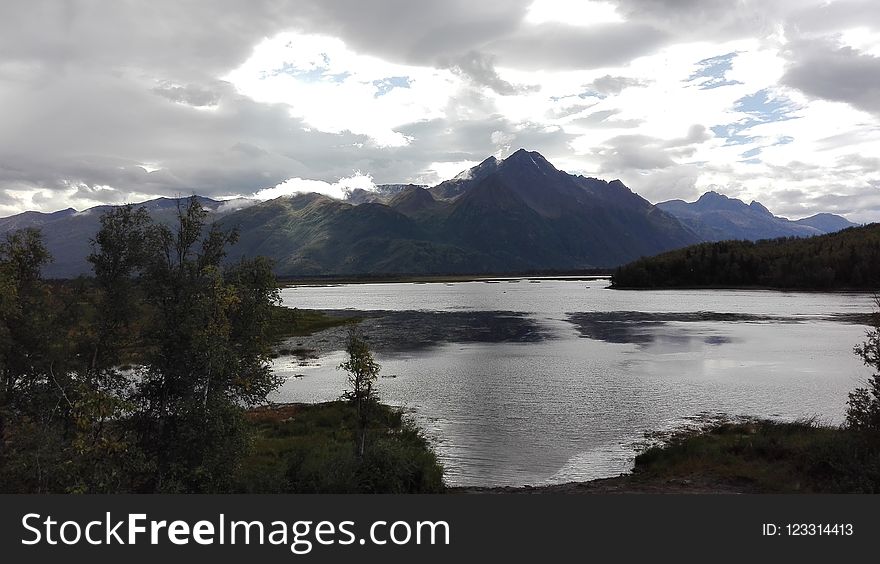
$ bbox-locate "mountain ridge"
[0,150,859,278]
[657,191,856,242]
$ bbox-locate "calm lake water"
[269,278,875,487]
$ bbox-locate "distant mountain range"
[0,149,859,278]
[0,196,242,279]
[657,191,857,242]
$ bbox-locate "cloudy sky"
[1,0,879,221]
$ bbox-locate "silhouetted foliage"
[847,297,880,430]
[612,224,880,290]
[339,327,380,458]
[0,197,283,492]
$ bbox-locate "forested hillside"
[612,224,880,290]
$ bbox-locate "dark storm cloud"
[781,39,880,117]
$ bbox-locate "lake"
[269,278,875,487]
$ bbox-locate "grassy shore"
[456,419,880,494]
[238,407,880,494]
[236,402,444,493]
[628,419,880,493]
[267,306,358,341]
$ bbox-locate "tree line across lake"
[0,197,442,493]
[612,223,880,290]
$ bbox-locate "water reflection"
[282,310,550,357]
[564,311,799,346]
[269,281,876,487]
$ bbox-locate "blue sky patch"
[712,89,799,148]
[262,54,351,83]
[686,52,743,90]
[549,90,604,102]
[711,124,756,146]
[734,89,797,122]
[373,76,412,97]
[578,90,605,100]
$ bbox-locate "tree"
[0,197,284,492]
[0,229,125,493]
[0,229,52,407]
[0,229,54,483]
[338,327,380,458]
[87,204,152,372]
[123,196,283,491]
[846,297,880,430]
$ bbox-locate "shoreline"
[250,405,878,494]
[248,403,750,494]
[449,475,750,494]
[278,272,611,286]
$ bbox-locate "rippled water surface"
[269,278,875,487]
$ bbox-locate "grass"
[630,418,880,493]
[235,401,445,493]
[267,306,359,341]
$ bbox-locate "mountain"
[1,150,705,277]
[0,196,224,278]
[427,149,699,270]
[387,186,446,218]
[219,193,487,275]
[216,149,699,275]
[428,156,500,201]
[0,208,76,231]
[4,150,855,278]
[657,191,856,241]
[344,184,425,205]
[795,213,858,233]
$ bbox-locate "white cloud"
[838,26,880,56]
[418,160,482,185]
[253,172,376,200]
[224,32,461,147]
